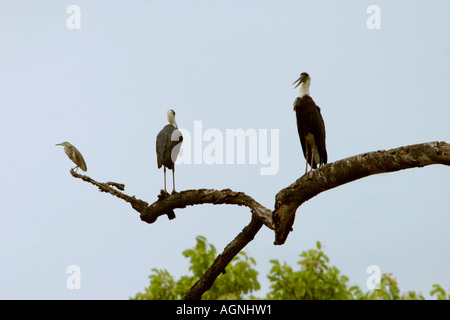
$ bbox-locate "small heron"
[292,72,328,174]
[56,141,87,172]
[156,109,183,193]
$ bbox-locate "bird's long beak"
[56,143,62,146]
[292,76,305,89]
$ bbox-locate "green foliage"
[430,284,450,300]
[132,237,449,300]
[267,241,352,300]
[132,236,260,300]
[349,273,425,300]
[133,268,179,300]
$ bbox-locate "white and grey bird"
[56,141,87,172]
[156,109,183,193]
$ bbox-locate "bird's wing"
[78,153,87,171]
[312,105,327,165]
[169,128,183,165]
[156,129,167,168]
[294,98,308,158]
[69,148,77,162]
[156,125,183,169]
[73,146,87,171]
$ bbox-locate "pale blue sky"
[0,1,449,299]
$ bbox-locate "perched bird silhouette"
[292,72,328,174]
[56,141,87,172]
[156,109,183,193]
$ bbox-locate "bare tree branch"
[141,189,274,229]
[69,171,273,229]
[70,169,149,213]
[69,140,450,300]
[184,141,450,298]
[273,141,450,244]
[184,214,263,300]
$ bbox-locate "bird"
[156,109,183,193]
[56,141,87,172]
[292,72,327,175]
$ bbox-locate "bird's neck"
[298,83,310,98]
[167,114,178,128]
[169,119,178,128]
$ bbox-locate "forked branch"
[69,141,450,300]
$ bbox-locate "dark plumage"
[156,109,183,193]
[292,72,327,174]
[156,124,182,170]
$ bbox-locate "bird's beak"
[56,143,61,146]
[292,76,304,89]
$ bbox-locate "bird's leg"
[172,168,176,194]
[310,140,315,171]
[163,167,167,192]
[305,150,309,175]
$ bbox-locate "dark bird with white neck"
[156,109,183,193]
[292,72,328,174]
